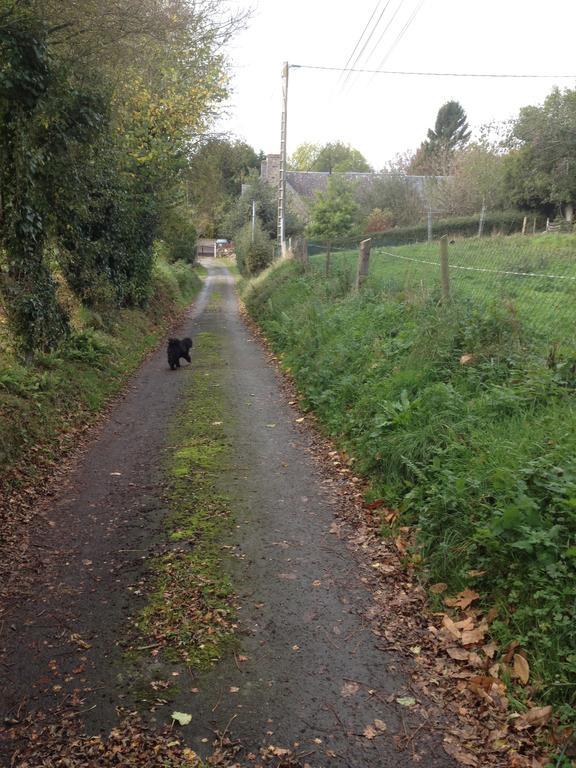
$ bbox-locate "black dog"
[167,337,193,370]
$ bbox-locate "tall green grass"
[243,244,576,719]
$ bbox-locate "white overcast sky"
[217,0,576,170]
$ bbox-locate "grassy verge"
[0,255,202,489]
[136,331,236,670]
[242,247,576,723]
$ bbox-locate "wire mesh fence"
[303,233,576,353]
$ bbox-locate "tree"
[0,0,244,350]
[288,143,321,171]
[411,101,471,175]
[290,141,371,173]
[223,169,303,240]
[234,220,273,276]
[363,208,395,234]
[356,175,425,228]
[426,141,507,216]
[503,87,576,215]
[312,142,372,173]
[185,138,260,237]
[306,178,358,275]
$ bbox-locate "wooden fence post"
[522,216,527,235]
[355,238,371,291]
[292,236,309,269]
[439,234,450,301]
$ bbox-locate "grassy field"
[309,233,576,350]
[243,234,576,724]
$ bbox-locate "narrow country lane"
[0,261,455,767]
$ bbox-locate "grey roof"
[286,171,445,199]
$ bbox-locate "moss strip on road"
[137,331,237,670]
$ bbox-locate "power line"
[376,0,425,70]
[341,0,393,89]
[360,0,404,73]
[290,64,576,79]
[338,0,383,84]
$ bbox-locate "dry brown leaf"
[453,616,475,631]
[394,535,407,554]
[459,354,474,365]
[461,622,488,646]
[482,642,497,659]
[503,639,520,664]
[374,719,387,732]
[363,725,378,740]
[442,614,461,640]
[268,746,291,756]
[430,582,448,594]
[443,739,479,766]
[467,569,487,577]
[513,653,530,685]
[444,588,480,610]
[341,681,360,698]
[485,606,499,623]
[514,705,553,730]
[468,675,500,693]
[446,646,470,661]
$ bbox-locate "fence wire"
[306,234,576,351]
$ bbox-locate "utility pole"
[277,61,289,257]
[251,199,256,243]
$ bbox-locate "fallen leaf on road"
[442,615,461,641]
[268,746,291,756]
[444,588,480,610]
[513,653,530,685]
[443,739,479,766]
[482,642,497,659]
[374,719,387,732]
[446,647,470,661]
[341,681,360,697]
[295,417,305,423]
[514,706,552,730]
[229,687,239,693]
[396,696,416,707]
[461,623,489,646]
[363,725,378,739]
[171,712,192,726]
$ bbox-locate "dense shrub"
[366,211,543,246]
[160,207,197,264]
[234,220,273,276]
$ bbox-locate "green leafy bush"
[160,207,197,264]
[234,220,273,276]
[324,211,545,249]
